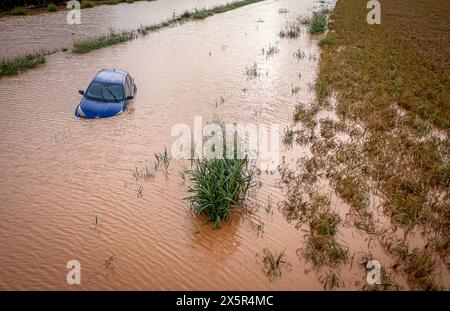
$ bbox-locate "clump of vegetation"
[293,103,319,129]
[185,155,256,228]
[185,128,256,229]
[10,6,28,15]
[262,43,279,59]
[209,0,265,14]
[126,0,135,3]
[293,48,305,60]
[80,0,94,9]
[259,248,291,281]
[278,8,289,14]
[47,3,58,12]
[282,127,294,146]
[73,31,135,54]
[318,37,333,46]
[106,0,119,5]
[279,19,301,38]
[244,63,259,79]
[0,53,46,78]
[192,9,209,20]
[308,11,328,34]
[155,147,171,177]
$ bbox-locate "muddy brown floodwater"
[0,0,448,290]
[0,0,234,59]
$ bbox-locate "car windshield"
[85,82,124,102]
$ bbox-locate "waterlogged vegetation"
[73,31,135,54]
[47,3,58,12]
[272,0,449,290]
[80,0,95,9]
[185,154,256,228]
[258,248,292,282]
[10,6,28,15]
[0,52,46,78]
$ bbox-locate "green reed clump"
[73,31,135,54]
[185,133,256,230]
[0,53,46,78]
[106,0,120,4]
[47,3,58,12]
[308,11,328,34]
[10,6,28,15]
[80,0,94,9]
[192,9,209,19]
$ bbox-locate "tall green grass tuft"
[73,31,135,54]
[47,3,58,12]
[10,6,28,15]
[192,9,209,19]
[80,0,94,9]
[308,11,328,34]
[185,130,256,228]
[0,53,46,78]
[106,0,119,5]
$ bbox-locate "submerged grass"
[0,53,46,78]
[314,0,450,287]
[72,31,135,54]
[259,248,291,281]
[185,156,256,228]
[80,0,95,9]
[10,6,28,15]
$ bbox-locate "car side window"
[125,76,131,97]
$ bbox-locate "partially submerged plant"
[155,147,171,176]
[244,63,259,79]
[185,156,256,228]
[259,248,291,281]
[185,128,257,228]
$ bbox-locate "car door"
[124,75,132,109]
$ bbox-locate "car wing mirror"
[126,95,134,100]
[79,90,85,96]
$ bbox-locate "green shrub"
[10,6,28,15]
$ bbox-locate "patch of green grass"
[72,31,135,54]
[185,155,256,228]
[10,6,28,15]
[106,0,119,5]
[209,0,264,14]
[185,129,256,229]
[126,0,135,3]
[80,0,94,9]
[192,9,209,20]
[47,3,58,12]
[0,53,46,78]
[318,37,333,46]
[308,11,328,34]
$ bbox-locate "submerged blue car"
[75,69,137,119]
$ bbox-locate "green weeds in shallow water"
[155,147,171,177]
[80,0,94,9]
[244,63,259,79]
[73,31,135,54]
[47,3,58,12]
[258,248,291,281]
[106,0,119,5]
[0,53,46,77]
[185,156,256,228]
[10,6,28,15]
[308,11,328,34]
[279,19,301,39]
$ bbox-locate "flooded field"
[0,0,448,290]
[0,0,234,59]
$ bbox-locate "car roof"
[93,69,128,84]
